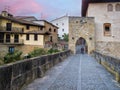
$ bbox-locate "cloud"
[0,0,81,20]
[0,0,44,16]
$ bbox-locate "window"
[62,23,64,25]
[104,23,111,36]
[62,29,64,32]
[6,23,12,31]
[50,36,52,42]
[54,29,56,32]
[56,23,58,25]
[40,27,43,30]
[108,4,113,11]
[26,34,29,40]
[0,33,4,43]
[116,4,120,11]
[34,34,38,41]
[49,28,52,32]
[26,25,30,30]
[6,34,10,42]
[9,46,14,53]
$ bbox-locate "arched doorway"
[76,37,88,54]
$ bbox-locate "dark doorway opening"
[76,37,88,54]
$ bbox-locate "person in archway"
[81,47,84,54]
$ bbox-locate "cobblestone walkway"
[22,54,120,90]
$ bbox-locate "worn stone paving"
[22,54,120,90]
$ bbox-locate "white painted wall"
[87,2,120,42]
[51,16,69,39]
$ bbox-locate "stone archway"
[68,17,95,54]
[76,37,88,54]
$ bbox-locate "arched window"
[116,4,120,11]
[108,4,113,11]
[49,28,52,32]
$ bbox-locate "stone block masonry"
[94,51,120,82]
[69,17,95,54]
[0,50,71,90]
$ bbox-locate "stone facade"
[0,44,44,59]
[86,2,120,57]
[96,41,120,58]
[69,17,95,54]
[33,20,58,44]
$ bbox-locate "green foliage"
[63,33,69,42]
[47,48,60,54]
[4,50,22,64]
[0,58,4,65]
[28,48,47,58]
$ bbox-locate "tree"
[63,33,69,42]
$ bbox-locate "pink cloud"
[0,0,44,16]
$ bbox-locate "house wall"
[23,34,44,46]
[51,16,69,39]
[0,18,45,58]
[0,18,41,33]
[33,20,58,43]
[44,21,58,43]
[87,2,120,57]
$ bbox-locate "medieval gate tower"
[69,17,95,54]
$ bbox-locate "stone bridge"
[0,50,120,90]
[22,54,120,90]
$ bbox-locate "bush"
[47,48,60,54]
[28,48,47,58]
[4,50,22,64]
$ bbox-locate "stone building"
[69,17,95,54]
[83,0,120,57]
[0,11,58,58]
[33,20,58,44]
[69,0,120,58]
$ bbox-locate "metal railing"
[0,26,24,33]
[0,39,24,44]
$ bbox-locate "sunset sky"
[0,0,82,21]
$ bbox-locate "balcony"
[0,39,24,45]
[0,26,24,33]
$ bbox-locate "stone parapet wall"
[0,50,71,90]
[94,51,120,82]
